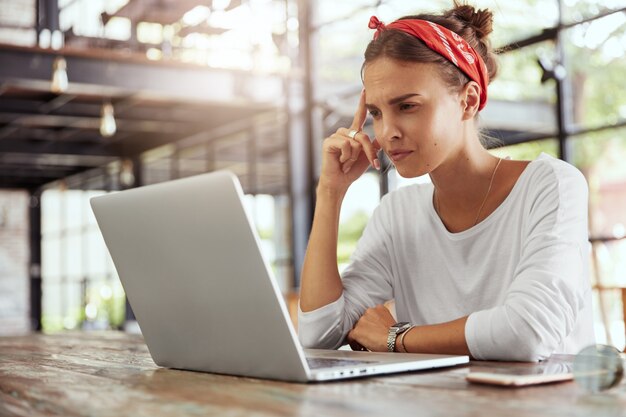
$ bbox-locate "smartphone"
[466,362,573,387]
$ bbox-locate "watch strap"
[387,328,397,352]
[387,322,411,352]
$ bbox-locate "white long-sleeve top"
[298,153,595,361]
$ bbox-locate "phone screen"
[466,362,573,386]
[472,361,572,376]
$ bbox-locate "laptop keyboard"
[306,357,375,370]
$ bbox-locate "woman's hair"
[362,1,498,93]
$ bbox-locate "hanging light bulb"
[51,30,64,50]
[39,29,51,48]
[100,102,117,137]
[51,56,68,93]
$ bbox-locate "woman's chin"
[394,165,428,179]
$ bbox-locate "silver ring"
[348,129,359,139]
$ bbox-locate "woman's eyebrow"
[366,93,422,109]
[389,93,421,105]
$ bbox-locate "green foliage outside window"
[337,211,370,265]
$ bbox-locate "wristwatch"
[387,322,411,352]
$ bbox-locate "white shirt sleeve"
[298,197,395,349]
[465,161,590,361]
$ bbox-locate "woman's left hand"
[346,305,396,352]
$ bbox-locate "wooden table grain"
[0,332,624,417]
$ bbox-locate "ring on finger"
[348,129,359,139]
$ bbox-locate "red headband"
[368,16,489,111]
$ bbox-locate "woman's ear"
[460,81,481,120]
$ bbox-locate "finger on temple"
[349,89,367,132]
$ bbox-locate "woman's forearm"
[299,186,347,312]
[401,316,471,356]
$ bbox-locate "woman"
[297,3,594,361]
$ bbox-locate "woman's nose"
[379,117,401,142]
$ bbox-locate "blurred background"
[0,0,624,349]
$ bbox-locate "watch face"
[393,322,410,331]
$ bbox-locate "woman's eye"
[399,103,416,111]
[369,110,381,118]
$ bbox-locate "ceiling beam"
[0,111,194,134]
[0,138,118,157]
[0,44,283,106]
[0,166,81,178]
[0,151,116,167]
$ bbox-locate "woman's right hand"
[318,89,381,194]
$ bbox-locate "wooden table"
[0,332,624,417]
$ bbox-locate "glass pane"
[273,195,292,292]
[591,240,626,288]
[110,278,127,327]
[244,193,293,292]
[64,280,83,330]
[42,282,64,332]
[64,191,84,232]
[338,172,380,270]
[244,194,276,237]
[65,232,83,279]
[489,138,559,160]
[0,0,36,47]
[315,0,373,27]
[316,6,373,95]
[41,190,62,234]
[81,280,119,330]
[483,41,558,141]
[490,41,556,102]
[562,0,625,25]
[591,288,625,351]
[85,228,108,278]
[563,12,626,130]
[42,236,61,281]
[570,126,626,238]
[482,0,559,48]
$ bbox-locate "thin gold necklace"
[435,157,503,227]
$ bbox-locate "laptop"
[90,170,469,382]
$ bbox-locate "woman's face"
[363,57,466,178]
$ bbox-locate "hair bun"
[448,3,493,40]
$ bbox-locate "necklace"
[434,157,503,227]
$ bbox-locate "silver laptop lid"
[91,170,310,382]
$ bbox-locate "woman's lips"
[388,150,413,162]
